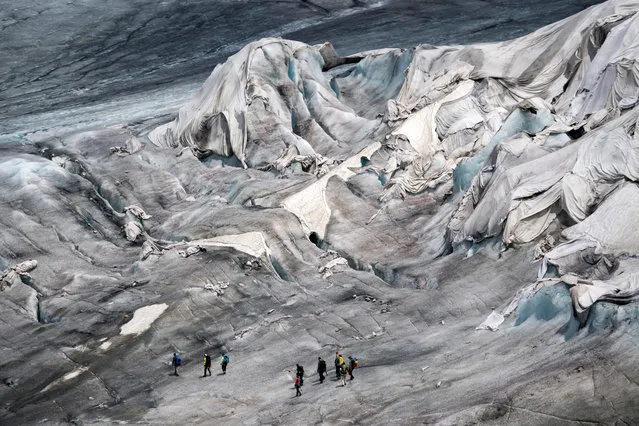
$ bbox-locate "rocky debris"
[141,240,163,260]
[533,234,555,260]
[319,249,339,259]
[124,205,152,220]
[4,377,18,389]
[109,137,143,155]
[242,259,262,273]
[177,246,205,258]
[110,146,130,154]
[263,144,337,177]
[353,294,391,313]
[204,280,229,296]
[123,221,144,242]
[233,328,252,340]
[0,260,37,291]
[319,257,348,278]
[123,205,151,242]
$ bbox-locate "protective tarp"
[164,232,271,259]
[148,0,639,317]
[449,109,639,246]
[476,311,505,331]
[149,39,379,168]
[541,182,639,275]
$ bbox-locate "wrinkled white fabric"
[476,311,505,331]
[149,1,639,318]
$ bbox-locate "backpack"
[175,355,182,366]
[353,358,358,368]
[223,355,229,364]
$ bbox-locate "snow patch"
[120,303,169,336]
[40,367,88,393]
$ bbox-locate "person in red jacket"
[348,356,358,380]
[294,375,302,396]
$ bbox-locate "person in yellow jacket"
[340,362,348,386]
[203,353,212,377]
[335,353,345,378]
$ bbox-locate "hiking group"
[171,350,359,397]
[293,352,358,396]
[172,352,229,377]
[334,352,358,386]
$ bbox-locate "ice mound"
[150,0,639,315]
[4,0,639,423]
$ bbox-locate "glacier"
[1,0,639,424]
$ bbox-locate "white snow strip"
[40,367,88,393]
[63,368,87,381]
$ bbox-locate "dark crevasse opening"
[308,232,321,248]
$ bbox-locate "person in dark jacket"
[220,354,229,374]
[172,353,181,376]
[296,363,304,386]
[334,352,341,379]
[317,356,327,383]
[203,353,212,377]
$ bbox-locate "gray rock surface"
[2,1,638,425]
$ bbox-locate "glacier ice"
[2,0,639,424]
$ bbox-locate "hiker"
[317,356,327,383]
[220,353,229,374]
[338,353,345,377]
[172,353,182,376]
[203,353,212,377]
[335,352,341,379]
[348,356,358,380]
[340,362,348,386]
[296,363,304,386]
[294,375,302,396]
